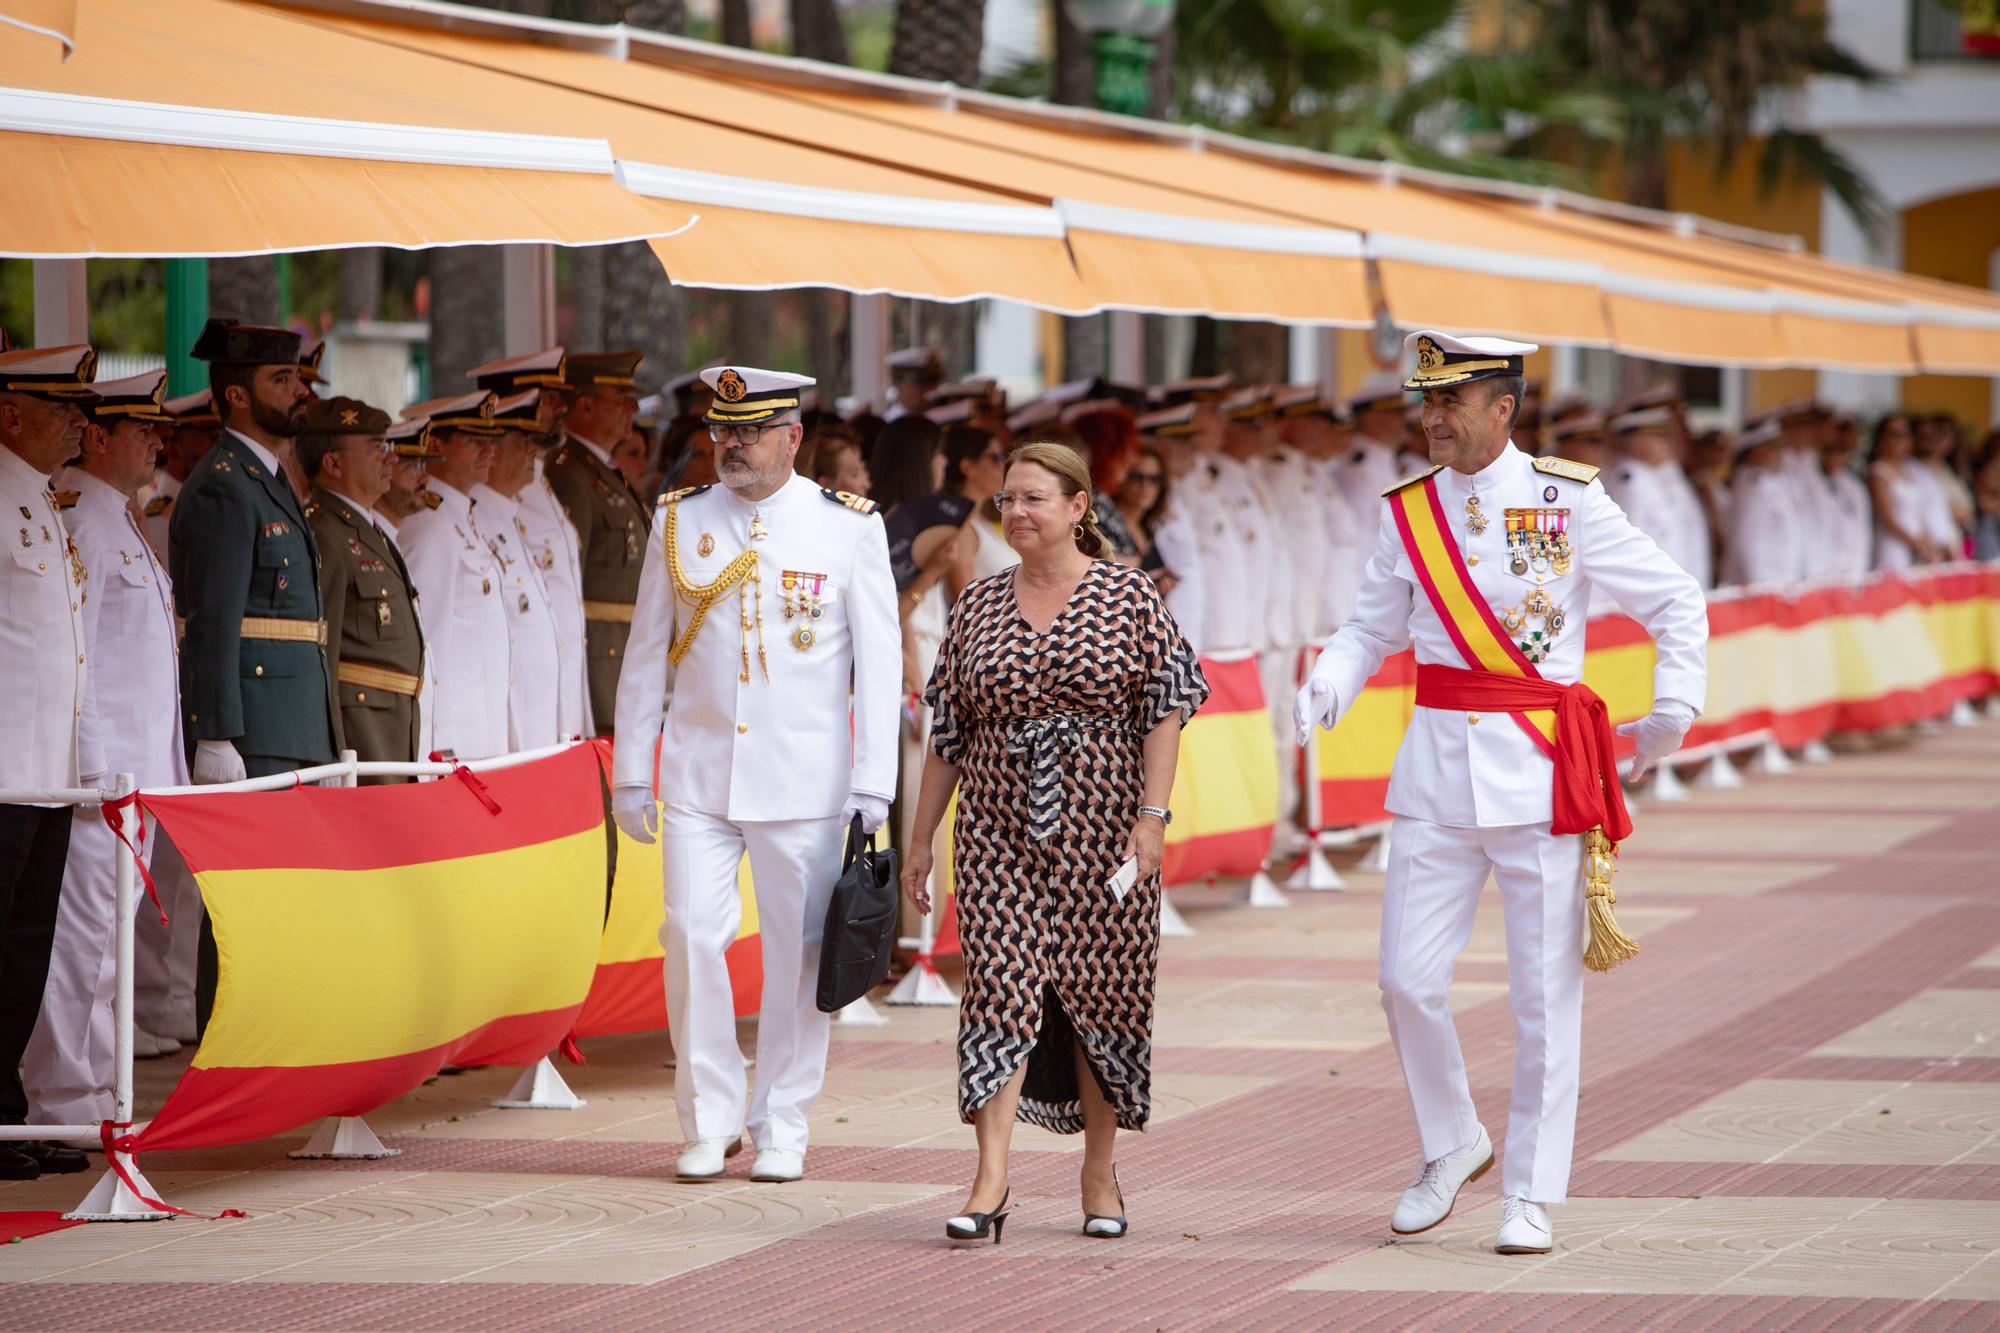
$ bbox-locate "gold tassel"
[1582,827,1640,973]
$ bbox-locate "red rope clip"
[429,753,502,815]
[100,793,167,926]
[100,1121,246,1220]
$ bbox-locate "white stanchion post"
[832,996,890,1027]
[1949,699,1979,728]
[1244,869,1289,908]
[67,773,173,1222]
[290,1116,399,1159]
[494,1056,587,1110]
[1287,841,1346,892]
[1798,737,1835,764]
[1358,823,1392,874]
[886,867,957,1006]
[1982,696,2000,723]
[1644,759,1691,803]
[1749,738,1793,775]
[1692,752,1744,789]
[1158,889,1195,937]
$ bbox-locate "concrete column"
[1551,343,1583,396]
[850,293,891,412]
[1817,193,1904,417]
[501,245,558,355]
[1288,324,1340,390]
[1107,309,1143,386]
[32,260,88,347]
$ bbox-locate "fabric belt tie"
[583,600,634,624]
[1414,662,1633,843]
[993,714,1127,841]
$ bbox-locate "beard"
[251,393,304,439]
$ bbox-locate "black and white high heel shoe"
[1082,1167,1126,1239]
[945,1187,1011,1244]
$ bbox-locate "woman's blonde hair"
[1007,439,1105,558]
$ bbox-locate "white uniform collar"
[425,476,475,521]
[718,470,810,518]
[65,467,132,517]
[1438,439,1522,495]
[372,509,399,538]
[0,440,57,493]
[225,427,281,478]
[470,482,520,523]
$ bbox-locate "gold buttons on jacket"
[1467,555,1480,567]
[737,724,748,734]
[1467,713,1481,724]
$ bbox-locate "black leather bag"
[815,816,902,1013]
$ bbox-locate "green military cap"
[564,351,643,391]
[303,396,393,436]
[190,318,301,366]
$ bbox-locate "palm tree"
[1513,0,1891,233]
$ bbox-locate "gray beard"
[720,460,789,494]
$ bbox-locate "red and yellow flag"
[135,747,608,1153]
[1160,653,1279,885]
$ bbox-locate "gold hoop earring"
[1072,521,1086,543]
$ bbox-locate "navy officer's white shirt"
[1310,441,1709,829]
[614,473,899,819]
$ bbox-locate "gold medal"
[377,601,392,628]
[698,532,715,558]
[748,512,769,543]
[791,624,816,652]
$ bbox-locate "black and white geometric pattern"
[925,561,1208,1133]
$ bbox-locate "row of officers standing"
[0,324,668,1178]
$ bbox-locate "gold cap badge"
[1416,337,1443,374]
[715,369,747,403]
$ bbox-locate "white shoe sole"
[1495,1239,1553,1255]
[1389,1153,1494,1235]
[675,1139,744,1180]
[749,1170,801,1183]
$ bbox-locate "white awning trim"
[1911,302,2000,330]
[1597,272,1778,314]
[1055,198,1363,257]
[1365,232,1600,288]
[615,159,1065,237]
[0,87,617,172]
[1773,290,1915,326]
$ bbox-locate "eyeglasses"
[708,423,787,445]
[979,447,1006,464]
[1128,471,1164,486]
[994,489,1063,512]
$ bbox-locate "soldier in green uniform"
[299,397,425,782]
[545,350,646,733]
[170,319,337,1030]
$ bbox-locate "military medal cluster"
[781,570,827,651]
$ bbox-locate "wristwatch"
[1137,805,1173,825]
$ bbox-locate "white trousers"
[1379,815,1586,1203]
[660,805,845,1154]
[132,834,200,1036]
[1260,647,1305,848]
[22,809,156,1125]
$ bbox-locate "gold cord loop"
[663,498,767,679]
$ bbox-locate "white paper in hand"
[1107,857,1139,903]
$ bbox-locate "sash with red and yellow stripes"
[1386,474,1558,760]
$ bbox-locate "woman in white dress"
[1868,413,1940,570]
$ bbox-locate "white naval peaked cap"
[701,365,814,425]
[1609,406,1676,435]
[1346,372,1409,412]
[1402,330,1538,391]
[1733,418,1783,454]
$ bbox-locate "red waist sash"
[1414,661,1632,842]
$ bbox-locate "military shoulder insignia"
[1533,456,1600,485]
[657,485,712,506]
[303,502,320,518]
[52,489,79,509]
[420,491,443,510]
[821,487,879,515]
[143,495,172,517]
[1380,465,1445,497]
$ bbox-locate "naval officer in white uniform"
[1296,331,1708,1256]
[613,365,900,1186]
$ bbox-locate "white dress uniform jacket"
[397,480,510,760]
[0,444,88,792]
[1726,464,1808,587]
[140,469,180,563]
[516,455,592,738]
[1334,436,1404,507]
[1822,465,1872,580]
[471,484,563,751]
[1149,498,1206,655]
[614,472,901,816]
[1313,443,1709,829]
[1201,455,1269,653]
[24,469,188,1124]
[1606,459,1712,588]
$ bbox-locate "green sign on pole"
[164,258,209,397]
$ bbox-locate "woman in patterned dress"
[903,442,1208,1241]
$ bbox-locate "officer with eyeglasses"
[612,365,899,1187]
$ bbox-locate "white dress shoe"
[1495,1196,1554,1254]
[674,1136,743,1180]
[131,1028,167,1059]
[137,1027,182,1057]
[1389,1124,1493,1235]
[749,1148,803,1183]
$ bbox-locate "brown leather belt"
[241,615,328,646]
[583,600,634,624]
[337,661,422,697]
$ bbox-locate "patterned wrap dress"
[925,560,1208,1132]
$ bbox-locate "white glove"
[1293,676,1338,749]
[192,739,247,786]
[611,784,658,845]
[1617,701,1696,780]
[841,792,891,836]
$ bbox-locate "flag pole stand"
[832,996,889,1027]
[1286,841,1346,892]
[1358,825,1392,875]
[1158,889,1195,937]
[1644,759,1691,802]
[1749,738,1793,775]
[1693,752,1743,790]
[66,1152,172,1222]
[1949,699,1980,728]
[495,1056,586,1110]
[290,1116,399,1159]
[887,873,958,1005]
[1245,870,1289,908]
[1798,737,1835,764]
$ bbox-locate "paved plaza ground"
[2,723,1998,1329]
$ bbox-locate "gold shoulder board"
[656,484,712,507]
[52,489,79,509]
[143,495,172,516]
[1533,455,1600,485]
[1380,464,1445,497]
[821,487,879,515]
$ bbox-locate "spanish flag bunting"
[1159,652,1279,885]
[134,746,608,1153]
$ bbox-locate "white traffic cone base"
[1158,892,1195,937]
[1244,870,1289,908]
[494,1056,587,1110]
[1693,752,1745,789]
[1749,738,1794,775]
[1949,699,1979,727]
[289,1115,399,1159]
[886,960,958,1006]
[1798,738,1835,764]
[63,1158,174,1221]
[1286,845,1346,892]
[832,996,890,1027]
[1645,760,1691,803]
